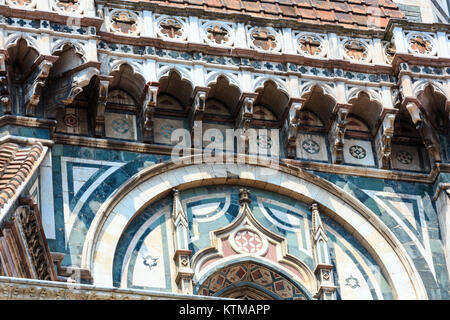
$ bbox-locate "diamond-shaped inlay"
[234,230,263,254]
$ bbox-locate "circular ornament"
[297,34,324,57]
[204,23,232,46]
[249,27,280,52]
[6,0,36,8]
[157,17,185,40]
[302,139,320,154]
[396,150,413,165]
[52,0,83,14]
[349,145,367,159]
[343,39,370,62]
[110,10,140,35]
[407,33,435,55]
[64,114,79,128]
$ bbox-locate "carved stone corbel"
[236,93,256,131]
[64,67,99,106]
[0,54,11,114]
[190,87,209,123]
[376,111,397,169]
[142,82,160,143]
[329,105,350,164]
[24,59,54,116]
[235,93,258,154]
[406,101,442,163]
[94,78,111,137]
[189,87,209,149]
[283,99,304,159]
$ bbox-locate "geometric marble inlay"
[234,230,263,254]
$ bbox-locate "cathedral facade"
[0,0,449,300]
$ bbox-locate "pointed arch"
[205,71,240,89]
[348,90,383,134]
[300,83,336,127]
[254,80,290,120]
[206,75,241,116]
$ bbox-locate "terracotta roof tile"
[137,0,404,29]
[242,0,261,12]
[0,143,44,212]
[261,2,281,14]
[315,0,331,10]
[298,7,316,19]
[279,4,298,17]
[205,0,223,8]
[317,9,336,22]
[222,0,242,10]
[335,11,354,23]
[333,2,350,12]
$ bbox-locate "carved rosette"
[6,0,36,9]
[203,22,233,46]
[156,16,187,41]
[296,34,326,58]
[407,33,435,56]
[248,27,281,52]
[342,39,371,63]
[109,10,141,36]
[52,0,83,14]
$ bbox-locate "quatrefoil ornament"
[250,28,279,51]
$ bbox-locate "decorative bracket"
[376,110,397,169]
[142,81,160,143]
[24,59,54,116]
[405,100,442,163]
[236,93,257,131]
[189,87,209,148]
[235,93,258,154]
[94,77,112,137]
[190,87,209,123]
[283,98,304,159]
[329,105,350,164]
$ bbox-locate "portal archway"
[81,155,427,299]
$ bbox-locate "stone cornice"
[98,31,395,76]
[0,276,226,300]
[54,134,442,184]
[385,18,450,39]
[0,4,104,31]
[2,8,450,77]
[0,115,57,131]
